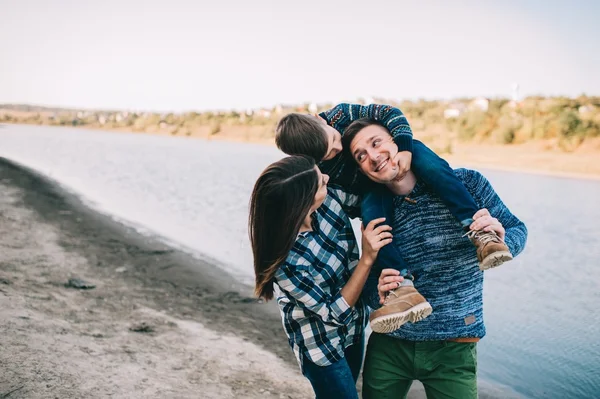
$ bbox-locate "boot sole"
[480,251,513,271]
[370,301,433,334]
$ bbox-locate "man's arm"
[464,170,528,257]
[320,103,414,153]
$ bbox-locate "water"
[1,124,599,398]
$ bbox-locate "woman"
[248,155,392,398]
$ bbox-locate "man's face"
[349,124,400,183]
[317,116,343,161]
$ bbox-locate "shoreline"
[444,157,600,182]
[2,122,600,181]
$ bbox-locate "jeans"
[361,140,479,274]
[301,338,365,399]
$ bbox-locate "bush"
[456,111,487,141]
[492,126,516,144]
[210,123,221,135]
[557,110,583,138]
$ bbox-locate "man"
[341,118,528,399]
[275,104,514,332]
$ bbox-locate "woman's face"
[311,166,329,211]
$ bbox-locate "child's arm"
[321,103,483,226]
[318,103,413,195]
[319,103,414,153]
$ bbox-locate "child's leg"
[361,185,411,276]
[362,185,433,333]
[411,140,478,229]
[411,140,513,270]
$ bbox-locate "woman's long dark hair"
[249,155,319,300]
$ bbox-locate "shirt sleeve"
[320,103,414,153]
[464,170,528,257]
[327,185,361,219]
[275,255,356,327]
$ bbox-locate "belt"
[446,337,480,343]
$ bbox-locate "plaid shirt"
[273,187,368,368]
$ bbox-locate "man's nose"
[368,148,381,162]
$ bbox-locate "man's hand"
[377,269,404,305]
[470,208,506,240]
[393,151,412,179]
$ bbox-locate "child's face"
[316,116,343,161]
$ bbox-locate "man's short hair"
[275,114,328,161]
[341,118,389,158]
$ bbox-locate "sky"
[1,0,599,112]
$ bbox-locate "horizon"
[2,0,599,112]
[2,93,599,115]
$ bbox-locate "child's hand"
[393,151,412,178]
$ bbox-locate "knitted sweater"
[363,169,528,340]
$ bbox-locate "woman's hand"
[361,217,393,266]
[377,269,404,304]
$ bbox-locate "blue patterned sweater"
[363,169,528,340]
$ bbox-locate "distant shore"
[3,121,600,180]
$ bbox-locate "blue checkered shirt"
[273,187,368,368]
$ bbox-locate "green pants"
[363,333,478,399]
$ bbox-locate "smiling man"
[341,118,528,399]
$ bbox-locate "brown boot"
[369,285,432,334]
[465,229,513,270]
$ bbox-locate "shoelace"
[463,229,501,244]
[383,286,401,305]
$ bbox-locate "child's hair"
[275,114,328,161]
